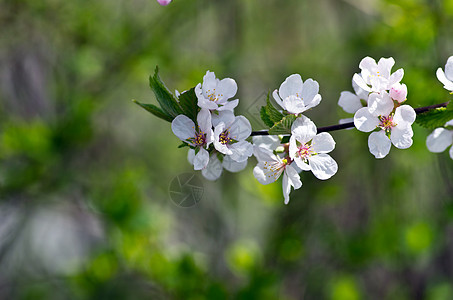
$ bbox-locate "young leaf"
[132,100,173,122]
[178,88,199,123]
[268,114,298,135]
[415,102,453,130]
[149,66,183,118]
[260,106,274,128]
[265,94,285,123]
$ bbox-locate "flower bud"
[389,83,407,103]
[157,0,172,5]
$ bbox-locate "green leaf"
[178,88,199,123]
[260,106,274,128]
[415,103,453,130]
[178,142,189,148]
[132,100,173,122]
[268,114,298,135]
[280,135,290,143]
[265,94,285,123]
[149,66,183,118]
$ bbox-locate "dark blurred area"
[1,0,453,299]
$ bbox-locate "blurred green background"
[1,0,453,299]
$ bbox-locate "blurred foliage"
[1,0,453,299]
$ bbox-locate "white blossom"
[426,120,453,160]
[272,74,322,115]
[436,56,453,92]
[195,71,239,112]
[213,115,253,162]
[353,57,404,93]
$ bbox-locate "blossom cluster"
[338,57,416,158]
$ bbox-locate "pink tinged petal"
[368,92,394,116]
[216,78,237,101]
[353,73,372,92]
[368,131,391,159]
[187,149,195,165]
[390,126,413,149]
[253,163,278,185]
[338,91,363,114]
[223,155,247,172]
[354,107,380,132]
[229,141,254,162]
[291,116,317,144]
[171,115,196,142]
[389,83,407,103]
[294,156,311,171]
[393,105,416,126]
[253,135,280,151]
[193,148,210,170]
[377,57,395,78]
[272,89,285,109]
[157,0,172,5]
[305,94,322,110]
[211,110,235,127]
[202,154,223,181]
[445,56,453,81]
[426,128,453,153]
[388,68,404,87]
[217,99,239,111]
[308,154,338,180]
[301,79,319,103]
[229,116,252,141]
[436,68,453,91]
[352,80,369,100]
[286,165,302,189]
[312,132,335,153]
[279,74,303,100]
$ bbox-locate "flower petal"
[308,154,338,180]
[312,132,336,153]
[217,99,239,111]
[301,78,319,104]
[216,78,237,101]
[201,71,218,98]
[368,131,391,159]
[229,140,254,162]
[393,105,416,126]
[391,125,413,149]
[294,156,311,171]
[368,92,393,117]
[426,128,453,153]
[279,74,303,100]
[223,155,247,172]
[228,116,252,141]
[338,91,363,114]
[171,115,196,142]
[354,107,380,132]
[272,89,285,109]
[193,148,210,170]
[388,68,404,87]
[253,163,278,185]
[202,154,223,181]
[436,68,453,91]
[211,110,235,127]
[253,145,277,162]
[353,73,372,92]
[253,135,280,151]
[286,165,302,189]
[352,79,369,100]
[445,56,453,82]
[187,149,195,164]
[291,115,317,144]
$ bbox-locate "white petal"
[211,110,235,127]
[279,74,303,100]
[338,91,363,114]
[291,115,317,144]
[390,126,413,149]
[352,79,369,100]
[377,57,395,78]
[197,109,212,134]
[388,68,404,87]
[286,165,302,189]
[223,155,247,172]
[202,154,223,181]
[368,92,394,117]
[305,94,322,110]
[272,89,285,109]
[283,95,306,114]
[308,154,338,180]
[445,56,453,82]
[368,131,391,159]
[252,135,280,151]
[171,115,196,142]
[229,140,254,162]
[450,145,453,160]
[436,68,453,91]
[353,73,372,92]
[301,78,319,104]
[193,148,210,170]
[197,97,218,110]
[359,57,377,72]
[393,105,416,126]
[217,99,239,111]
[253,163,278,185]
[228,116,252,141]
[201,71,218,98]
[354,107,380,132]
[217,78,237,101]
[312,132,335,153]
[282,172,291,204]
[294,156,311,171]
[187,149,195,165]
[426,128,453,153]
[253,145,277,162]
[445,119,453,127]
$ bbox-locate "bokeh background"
[1,0,453,299]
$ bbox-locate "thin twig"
[250,101,450,136]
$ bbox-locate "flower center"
[379,115,396,132]
[297,143,313,160]
[206,88,223,102]
[193,132,206,146]
[219,130,231,145]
